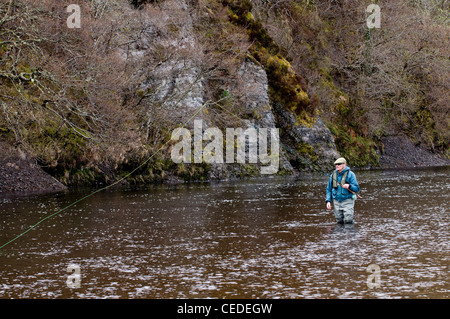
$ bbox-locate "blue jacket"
[326,167,360,202]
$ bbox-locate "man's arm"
[325,177,333,203]
[345,172,360,193]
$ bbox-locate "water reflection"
[328,223,358,235]
[0,167,449,298]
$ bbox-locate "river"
[0,167,448,299]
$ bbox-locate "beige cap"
[334,157,347,165]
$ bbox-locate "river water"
[0,167,448,299]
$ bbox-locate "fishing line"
[1,99,360,250]
[0,101,210,250]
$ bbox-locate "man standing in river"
[326,157,360,224]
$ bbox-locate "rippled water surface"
[1,167,449,298]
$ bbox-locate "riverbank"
[0,142,66,196]
[0,135,448,197]
[379,135,450,169]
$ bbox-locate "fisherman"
[326,157,360,224]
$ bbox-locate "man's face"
[336,163,346,173]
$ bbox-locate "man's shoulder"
[345,167,355,173]
[347,169,358,181]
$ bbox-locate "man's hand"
[326,202,332,210]
[342,183,350,189]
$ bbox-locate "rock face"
[291,118,340,164]
[130,0,206,112]
[0,143,66,195]
[125,2,339,178]
[273,101,340,170]
[167,57,339,178]
[117,0,340,178]
[237,61,295,173]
